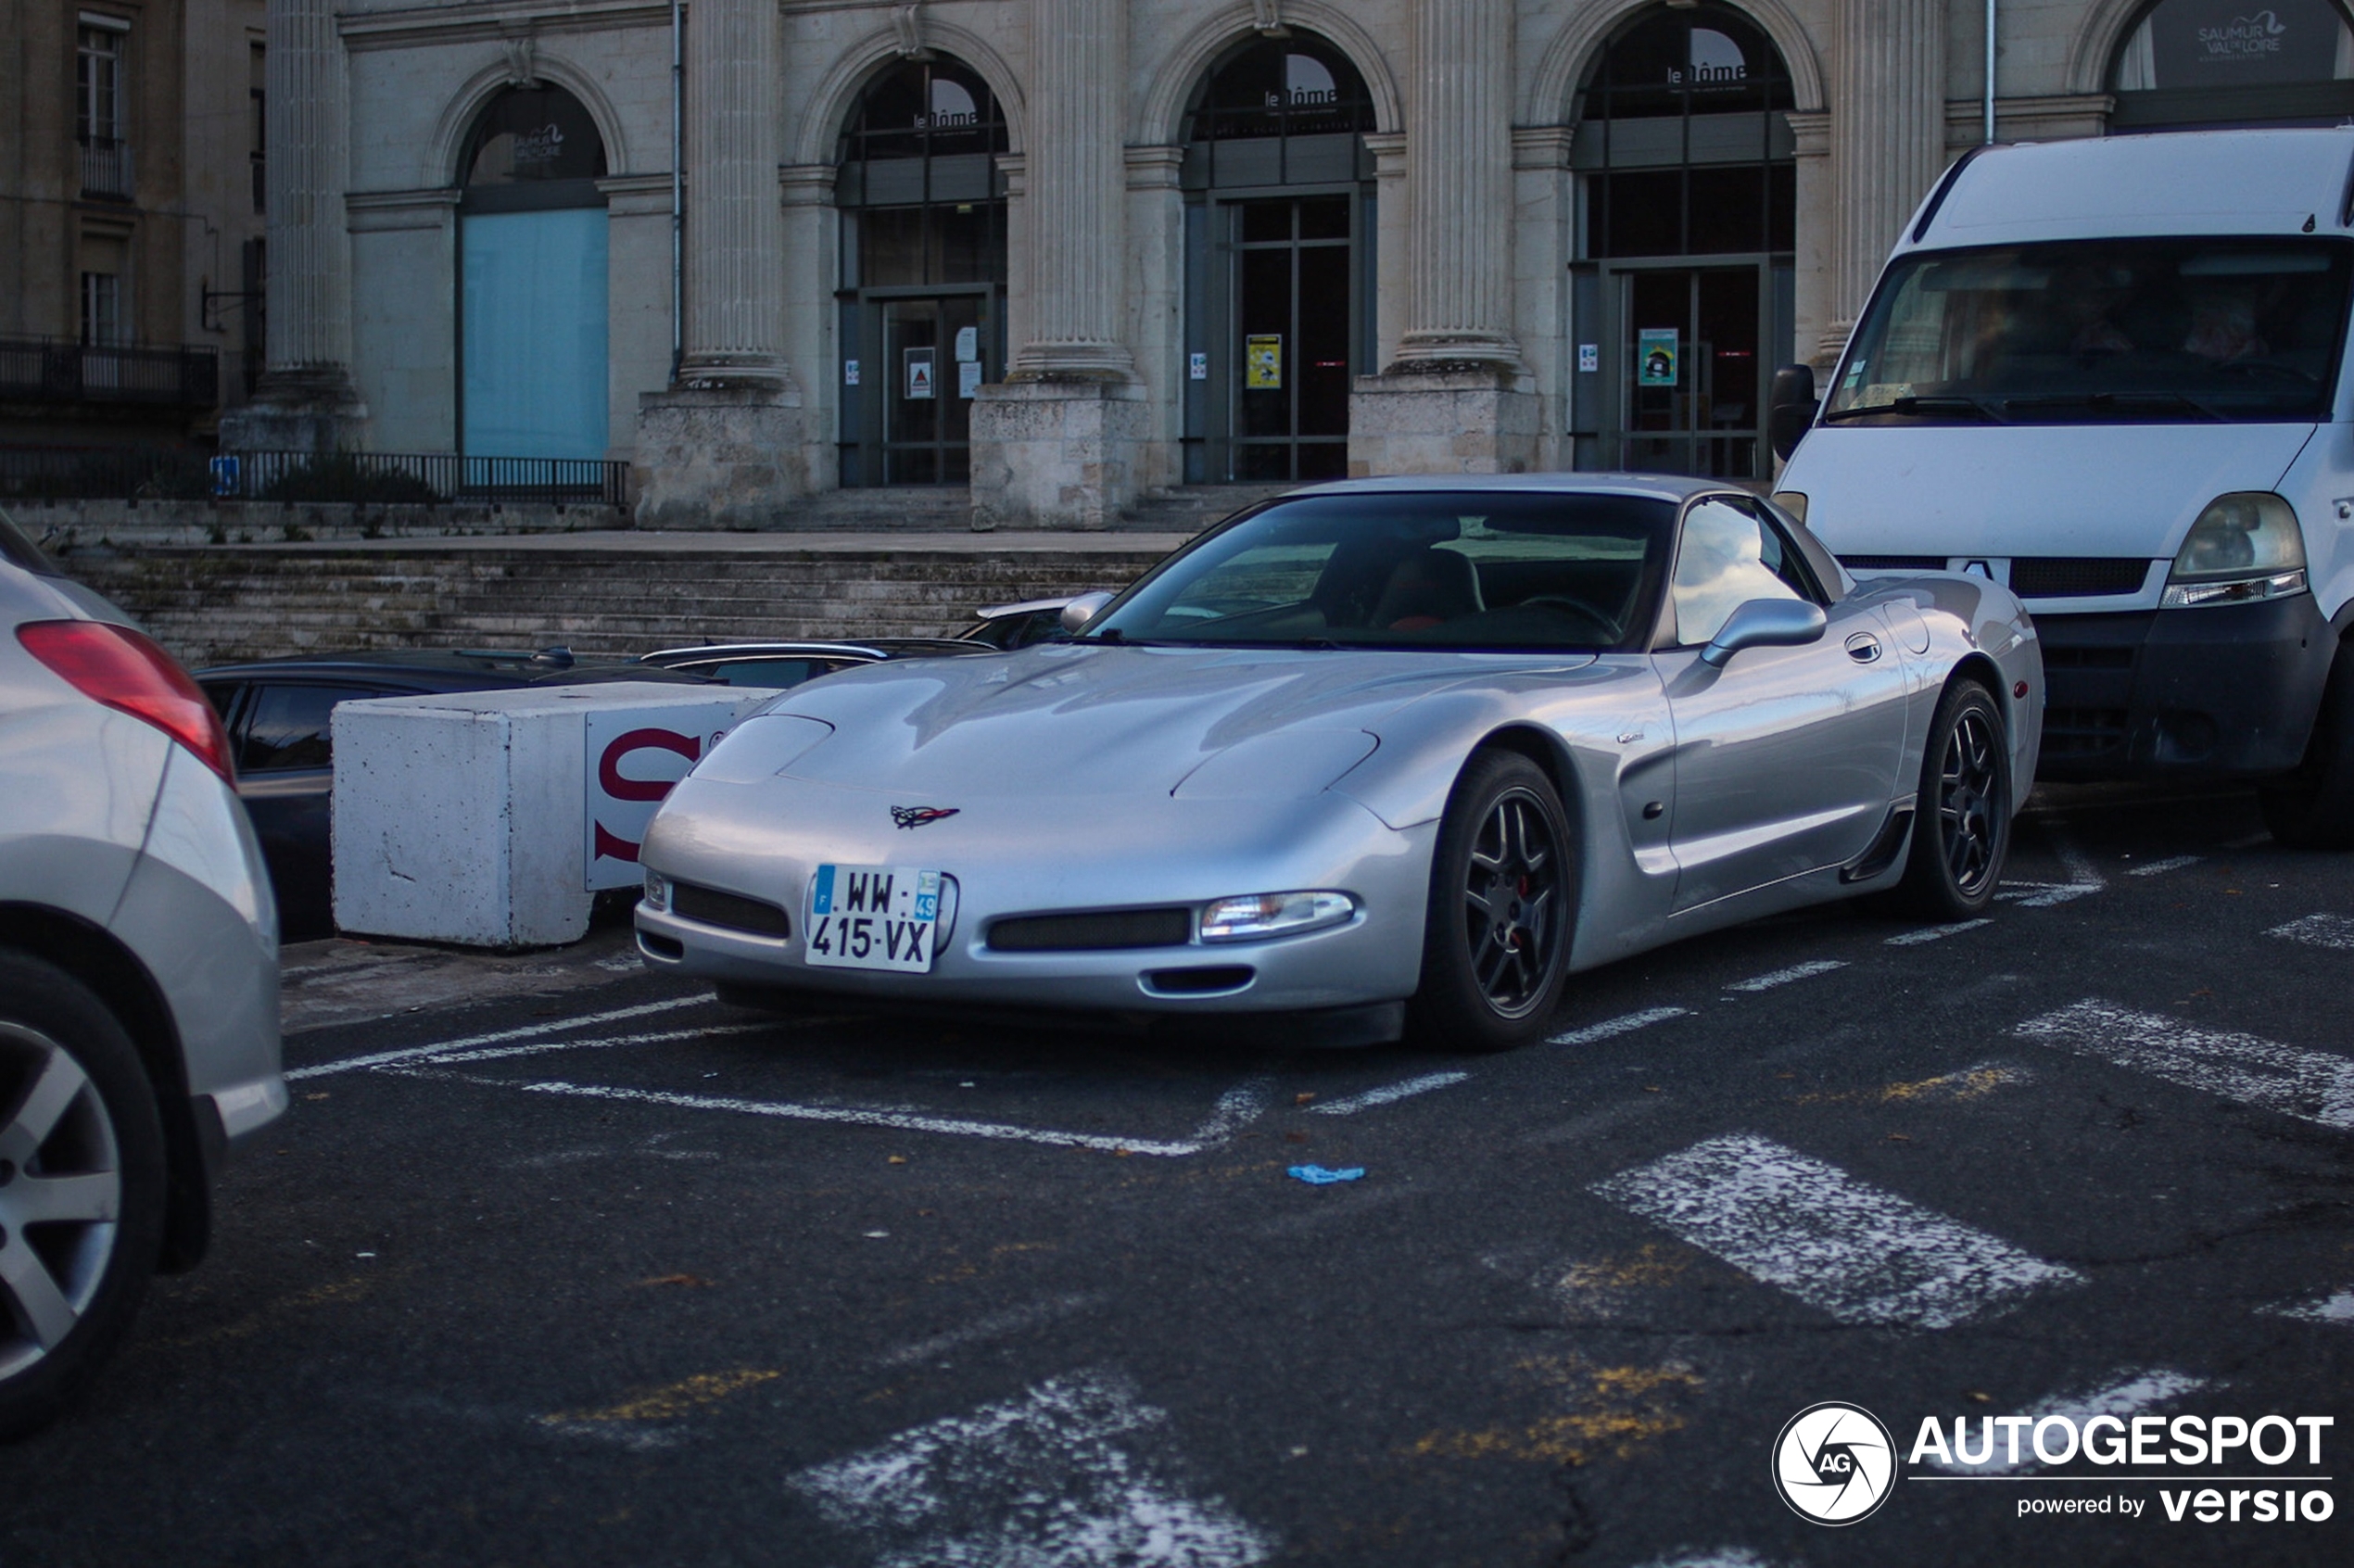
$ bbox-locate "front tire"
[1407,751,1576,1054]
[0,952,167,1444]
[1890,679,2012,920]
[2259,639,2354,850]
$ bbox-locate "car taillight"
[17,619,235,781]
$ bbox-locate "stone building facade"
[2,0,271,447]
[234,0,2354,525]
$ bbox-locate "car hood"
[1786,423,2317,560]
[724,641,1595,800]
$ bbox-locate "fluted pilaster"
[259,0,355,390]
[1392,0,1517,368]
[1820,0,1945,359]
[678,0,787,384]
[1011,0,1131,378]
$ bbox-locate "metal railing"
[0,338,217,407]
[0,446,628,505]
[78,136,132,198]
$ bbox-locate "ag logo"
[1772,1402,1896,1525]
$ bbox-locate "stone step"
[1115,483,1291,534]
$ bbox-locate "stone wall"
[64,540,1167,666]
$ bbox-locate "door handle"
[1845,633,1882,664]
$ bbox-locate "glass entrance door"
[846,292,992,486]
[1615,264,1765,479]
[1228,195,1354,482]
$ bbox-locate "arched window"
[1576,5,1794,259]
[457,86,610,462]
[2111,0,2354,129]
[1182,36,1374,190]
[833,60,1009,487]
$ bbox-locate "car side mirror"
[1768,364,1818,462]
[1060,591,1117,634]
[1700,598,1828,668]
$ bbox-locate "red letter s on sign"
[599,727,700,802]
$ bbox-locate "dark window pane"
[860,208,925,286]
[1184,37,1374,143]
[1686,165,1766,254]
[1297,196,1350,240]
[462,87,608,185]
[1241,200,1291,243]
[1601,170,1685,259]
[240,684,384,772]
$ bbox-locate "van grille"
[1840,554,1944,572]
[2009,558,2149,599]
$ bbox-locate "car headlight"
[642,871,670,912]
[1199,891,1356,943]
[2162,493,2306,609]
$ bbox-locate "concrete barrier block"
[332,682,773,948]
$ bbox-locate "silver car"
[635,476,2040,1051]
[0,513,285,1439]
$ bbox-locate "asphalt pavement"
[4,783,2351,1567]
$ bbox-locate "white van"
[1770,128,2354,845]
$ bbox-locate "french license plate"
[805,864,941,973]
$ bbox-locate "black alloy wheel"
[1891,679,2011,919]
[1411,750,1576,1053]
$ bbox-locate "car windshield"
[1823,236,2352,425]
[1084,491,1674,651]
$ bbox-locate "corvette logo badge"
[891,805,960,829]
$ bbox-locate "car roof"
[194,647,694,687]
[1280,472,1747,504]
[639,639,986,664]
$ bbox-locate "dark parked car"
[196,648,707,940]
[634,638,989,688]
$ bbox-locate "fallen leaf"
[886,1155,907,1166]
[1284,1131,1310,1144]
[1294,1092,1317,1106]
[303,1092,331,1101]
[1966,1390,1993,1404]
[1886,1132,1911,1142]
[634,1273,711,1289]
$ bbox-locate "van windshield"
[1823,237,2351,426]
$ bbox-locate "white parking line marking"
[2270,913,2354,952]
[1996,880,2101,908]
[1635,1551,1778,1568]
[1190,1077,1272,1144]
[1886,918,1993,947]
[423,1022,771,1065]
[2049,824,2106,891]
[1590,1133,2083,1329]
[875,1294,1109,1369]
[2222,830,2272,850]
[1919,1369,2207,1474]
[1725,960,1848,993]
[2265,1287,2354,1325]
[2015,1000,2354,1131]
[2126,855,2202,878]
[789,1370,1274,1568]
[1548,1006,1689,1046]
[287,993,715,1080]
[449,1074,1207,1157]
[1307,1071,1469,1117]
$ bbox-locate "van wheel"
[1889,679,2012,919]
[1406,751,1576,1055]
[0,952,167,1443]
[2259,640,2354,850]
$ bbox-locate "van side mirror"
[1060,591,1117,634]
[1768,364,1818,462]
[1700,598,1828,668]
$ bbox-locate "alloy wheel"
[0,1023,122,1382]
[1938,709,2002,898]
[1461,787,1564,1018]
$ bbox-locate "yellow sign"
[1246,335,1283,390]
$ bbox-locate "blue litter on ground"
[1287,1165,1366,1185]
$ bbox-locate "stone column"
[1816,0,1945,364]
[220,0,365,451]
[636,0,806,528]
[971,0,1142,529]
[1349,0,1535,476]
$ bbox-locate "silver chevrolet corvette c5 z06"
[634,475,2041,1053]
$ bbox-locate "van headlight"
[2162,493,2306,608]
[1199,891,1355,942]
[642,871,670,912]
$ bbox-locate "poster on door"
[1637,328,1679,387]
[905,348,936,399]
[1246,335,1283,390]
